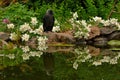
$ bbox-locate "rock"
[44,32,75,44]
[45,46,74,53]
[56,33,75,43]
[75,39,86,45]
[100,27,116,35]
[93,37,108,46]
[107,40,120,46]
[0,32,9,41]
[0,41,2,49]
[26,37,37,49]
[44,32,58,43]
[88,26,100,39]
[0,40,7,49]
[88,46,100,56]
[101,49,113,55]
[108,31,120,40]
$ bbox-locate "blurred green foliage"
[1,52,120,80]
[0,0,120,31]
[0,3,34,25]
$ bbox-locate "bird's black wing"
[43,14,54,31]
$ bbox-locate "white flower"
[80,20,87,27]
[93,16,102,22]
[29,29,36,34]
[100,56,110,63]
[21,34,30,41]
[52,26,60,32]
[55,19,60,25]
[85,54,92,60]
[31,17,38,25]
[74,49,80,55]
[30,51,43,57]
[38,37,48,44]
[21,46,30,53]
[74,31,82,38]
[117,52,120,58]
[109,58,118,64]
[116,23,120,30]
[38,45,48,51]
[22,53,30,60]
[92,60,102,66]
[73,12,78,20]
[0,54,4,57]
[6,54,15,59]
[36,52,43,57]
[7,23,14,29]
[37,36,48,51]
[86,24,91,32]
[10,32,18,41]
[101,20,110,26]
[109,18,118,25]
[73,62,78,70]
[29,51,38,57]
[20,23,31,32]
[69,18,74,23]
[84,33,90,39]
[35,25,43,35]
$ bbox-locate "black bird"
[43,9,55,32]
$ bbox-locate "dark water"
[1,45,120,80]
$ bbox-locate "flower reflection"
[92,60,102,66]
[109,58,118,64]
[73,61,78,70]
[6,54,15,59]
[100,56,110,63]
[21,46,30,53]
[22,53,30,60]
[29,51,43,57]
[73,46,120,69]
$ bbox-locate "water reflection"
[43,52,54,77]
[1,45,120,80]
[73,45,120,69]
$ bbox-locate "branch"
[107,0,118,19]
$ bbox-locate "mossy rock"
[108,40,120,46]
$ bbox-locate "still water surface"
[0,45,120,80]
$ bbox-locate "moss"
[108,40,120,46]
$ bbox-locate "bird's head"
[46,9,54,15]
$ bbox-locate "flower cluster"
[52,19,61,32]
[1,46,43,61]
[7,17,45,42]
[92,16,120,29]
[73,47,120,70]
[18,17,48,51]
[10,32,19,41]
[21,34,30,41]
[31,17,38,25]
[69,14,120,39]
[74,20,91,39]
[21,46,43,60]
[5,17,48,61]
[73,12,78,20]
[37,36,48,51]
[7,23,15,29]
[20,23,31,32]
[2,19,10,24]
[73,47,91,70]
[6,54,15,59]
[52,26,60,32]
[69,12,91,39]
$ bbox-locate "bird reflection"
[43,52,54,77]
